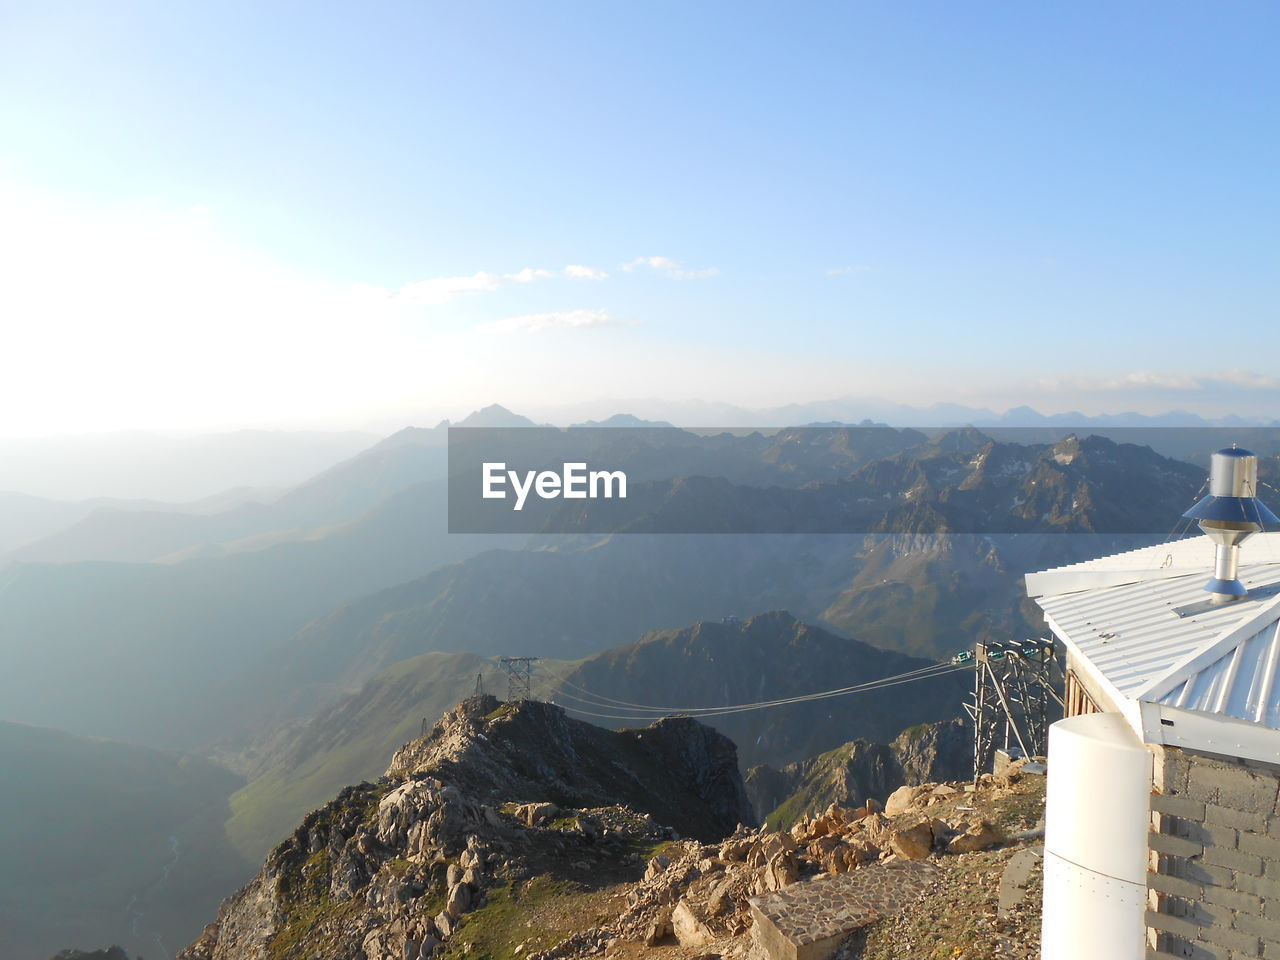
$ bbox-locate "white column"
[1041,712,1152,960]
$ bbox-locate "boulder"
[889,823,934,861]
[643,919,673,946]
[445,882,471,918]
[515,801,560,826]
[672,900,715,947]
[719,837,752,861]
[807,835,841,861]
[885,785,921,817]
[706,889,732,918]
[644,854,671,882]
[860,812,889,839]
[947,820,1005,854]
[759,832,797,860]
[762,851,799,890]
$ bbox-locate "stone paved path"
[997,845,1043,918]
[749,860,939,960]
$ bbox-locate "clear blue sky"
[2,1,1278,433]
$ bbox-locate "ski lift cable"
[549,660,960,716]
[549,664,971,721]
[552,667,972,721]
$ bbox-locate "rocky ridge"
[179,695,1045,960]
[177,696,753,960]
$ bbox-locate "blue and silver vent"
[1183,447,1278,603]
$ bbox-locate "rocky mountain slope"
[178,696,753,960]
[223,650,511,862]
[178,696,1045,960]
[746,718,972,829]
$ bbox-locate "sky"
[1,1,1278,436]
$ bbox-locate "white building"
[1028,449,1280,960]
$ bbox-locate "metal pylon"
[959,639,1063,779]
[499,657,538,702]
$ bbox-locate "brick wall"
[1147,744,1280,960]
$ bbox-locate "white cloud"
[358,262,607,305]
[486,309,618,334]
[388,271,503,305]
[623,255,718,280]
[1216,369,1280,390]
[504,267,555,284]
[624,255,679,273]
[565,264,608,280]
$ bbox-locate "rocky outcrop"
[179,696,753,960]
[388,695,753,841]
[48,950,130,960]
[893,717,972,785]
[180,694,1040,960]
[746,718,971,828]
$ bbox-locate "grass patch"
[443,875,585,960]
[765,792,805,832]
[898,722,931,743]
[621,837,680,863]
[484,703,518,721]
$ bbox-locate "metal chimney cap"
[1184,496,1280,525]
[1183,446,1278,525]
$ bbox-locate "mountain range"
[221,612,968,862]
[2,403,1264,959]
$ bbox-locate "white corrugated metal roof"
[1032,534,1280,737]
[1159,620,1280,727]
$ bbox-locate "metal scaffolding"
[958,638,1063,779]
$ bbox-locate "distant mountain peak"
[455,404,543,428]
[926,426,993,455]
[569,413,677,429]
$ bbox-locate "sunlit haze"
[3,2,1279,437]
